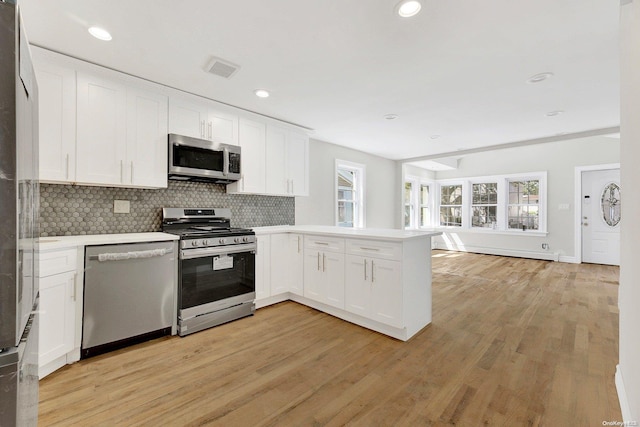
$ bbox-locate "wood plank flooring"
[38,251,622,426]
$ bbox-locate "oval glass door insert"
[601,182,621,227]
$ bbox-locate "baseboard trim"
[432,242,559,261]
[615,365,633,423]
[558,255,579,264]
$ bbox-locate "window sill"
[428,227,548,237]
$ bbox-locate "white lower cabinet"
[303,236,345,310]
[38,248,79,379]
[269,234,289,295]
[288,234,304,296]
[345,255,402,328]
[255,235,271,301]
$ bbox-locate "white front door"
[581,169,621,265]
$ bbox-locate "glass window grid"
[337,164,364,228]
[471,182,498,228]
[507,179,540,230]
[439,184,463,227]
[419,184,430,227]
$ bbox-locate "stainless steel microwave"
[168,134,241,183]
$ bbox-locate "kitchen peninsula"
[252,226,440,341]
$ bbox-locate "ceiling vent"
[205,56,240,79]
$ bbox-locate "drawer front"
[304,235,345,253]
[346,239,402,261]
[38,248,78,277]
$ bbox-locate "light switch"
[558,203,570,210]
[113,200,130,214]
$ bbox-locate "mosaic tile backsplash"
[40,181,295,236]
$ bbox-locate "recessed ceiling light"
[527,72,554,84]
[88,26,112,41]
[396,0,422,17]
[545,110,564,117]
[430,135,441,140]
[254,89,270,98]
[384,114,399,120]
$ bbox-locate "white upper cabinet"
[35,61,76,183]
[264,124,309,196]
[229,118,266,193]
[125,88,168,188]
[76,73,168,188]
[168,95,238,145]
[76,73,128,185]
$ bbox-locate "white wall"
[618,1,639,422]
[295,138,398,228]
[426,136,620,260]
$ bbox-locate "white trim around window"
[435,171,548,235]
[335,159,366,228]
[404,175,434,229]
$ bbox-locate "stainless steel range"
[162,208,256,336]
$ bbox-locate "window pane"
[338,201,354,227]
[420,207,429,227]
[509,180,539,204]
[338,189,354,200]
[439,207,462,227]
[420,185,429,205]
[404,182,412,204]
[508,205,539,230]
[440,185,462,205]
[472,206,497,228]
[472,182,497,204]
[404,205,412,227]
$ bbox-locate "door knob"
[583,222,589,226]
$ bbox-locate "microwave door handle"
[223,147,229,176]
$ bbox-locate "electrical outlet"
[113,200,130,214]
[542,243,549,250]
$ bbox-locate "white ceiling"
[19,0,620,161]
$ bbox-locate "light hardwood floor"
[39,251,622,426]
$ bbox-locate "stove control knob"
[219,238,226,244]
[202,240,208,246]
[234,237,240,243]
[242,237,249,243]
[191,240,198,247]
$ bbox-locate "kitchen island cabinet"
[253,226,440,341]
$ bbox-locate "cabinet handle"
[65,154,70,179]
[364,259,368,280]
[290,179,294,194]
[71,273,77,301]
[371,260,375,283]
[200,120,205,138]
[323,253,326,272]
[297,236,301,253]
[315,242,329,246]
[208,121,212,139]
[360,247,380,252]
[130,161,134,184]
[317,252,321,271]
[120,160,124,183]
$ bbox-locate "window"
[508,179,539,230]
[336,160,365,227]
[439,184,463,227]
[404,181,414,228]
[419,184,430,227]
[471,182,498,228]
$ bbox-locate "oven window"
[173,144,224,171]
[180,252,255,309]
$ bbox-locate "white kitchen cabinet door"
[303,250,324,303]
[287,131,309,196]
[76,73,127,185]
[370,258,403,328]
[230,118,266,193]
[324,252,346,309]
[344,255,372,317]
[168,96,208,139]
[269,234,290,296]
[208,108,239,145]
[265,125,288,194]
[36,62,76,183]
[39,271,76,373]
[125,88,168,188]
[255,235,271,301]
[288,234,304,296]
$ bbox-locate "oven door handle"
[181,243,256,260]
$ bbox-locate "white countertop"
[37,232,179,250]
[252,225,441,241]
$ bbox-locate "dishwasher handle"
[90,248,173,262]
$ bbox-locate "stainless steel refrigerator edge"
[0,1,40,426]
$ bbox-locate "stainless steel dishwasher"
[82,240,178,358]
